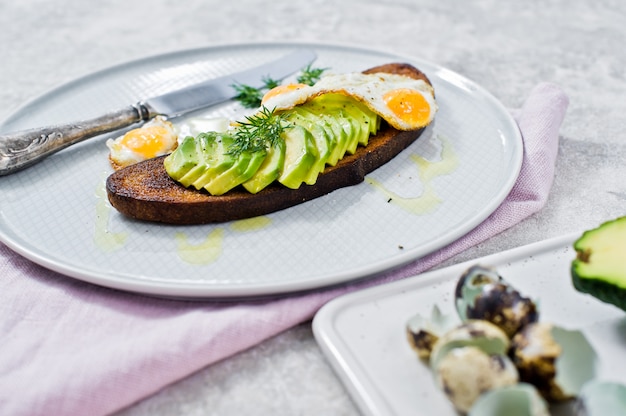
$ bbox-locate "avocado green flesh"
[204,149,267,195]
[277,125,318,189]
[167,135,215,187]
[242,140,286,194]
[303,95,364,155]
[315,113,347,166]
[286,111,333,185]
[188,135,238,190]
[162,135,199,179]
[164,94,381,195]
[571,216,626,311]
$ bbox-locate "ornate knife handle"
[0,104,151,176]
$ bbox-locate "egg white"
[107,116,178,169]
[261,72,437,130]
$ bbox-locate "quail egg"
[106,116,178,169]
[430,320,510,371]
[510,322,598,401]
[455,264,539,337]
[406,305,458,359]
[261,71,437,131]
[435,346,519,413]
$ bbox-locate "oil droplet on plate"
[366,135,459,215]
[175,228,224,265]
[94,179,128,251]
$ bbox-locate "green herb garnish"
[232,77,281,109]
[232,65,327,108]
[262,76,281,90]
[296,64,327,86]
[232,83,264,108]
[227,107,290,157]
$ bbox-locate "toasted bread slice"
[106,63,433,224]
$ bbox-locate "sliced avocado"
[166,93,382,195]
[348,97,381,136]
[339,103,373,147]
[571,216,626,311]
[242,139,286,194]
[304,99,354,157]
[343,112,363,154]
[294,106,344,167]
[316,113,347,166]
[163,135,200,179]
[175,133,225,188]
[203,147,266,195]
[334,112,358,158]
[185,133,236,190]
[278,125,318,189]
[288,109,333,185]
[305,94,368,154]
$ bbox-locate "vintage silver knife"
[0,48,317,175]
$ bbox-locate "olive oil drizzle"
[94,179,128,251]
[175,229,224,265]
[366,135,458,215]
[175,216,271,265]
[229,216,272,232]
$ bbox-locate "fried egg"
[261,72,437,131]
[107,116,178,169]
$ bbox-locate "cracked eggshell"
[406,305,459,359]
[468,383,550,416]
[511,322,598,401]
[435,346,519,413]
[575,380,626,416]
[455,265,539,337]
[430,320,510,371]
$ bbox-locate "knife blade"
[0,48,317,175]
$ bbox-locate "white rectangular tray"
[313,234,626,415]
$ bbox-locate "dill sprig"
[227,107,290,157]
[232,65,327,108]
[232,77,281,109]
[296,64,328,86]
[262,76,281,90]
[232,83,264,108]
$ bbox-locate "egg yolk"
[119,126,171,158]
[262,83,308,104]
[383,88,431,127]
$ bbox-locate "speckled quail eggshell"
[435,346,519,413]
[455,265,505,321]
[468,383,550,416]
[575,380,626,416]
[406,305,459,359]
[455,265,539,337]
[429,320,510,371]
[511,322,598,401]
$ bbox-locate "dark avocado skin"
[572,265,626,312]
[571,216,626,312]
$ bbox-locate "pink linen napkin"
[0,83,568,416]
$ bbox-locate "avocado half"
[571,216,626,312]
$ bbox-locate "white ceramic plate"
[0,43,522,298]
[313,234,626,415]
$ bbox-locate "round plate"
[0,43,522,298]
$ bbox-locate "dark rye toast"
[106,63,433,224]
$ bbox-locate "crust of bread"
[106,63,433,224]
